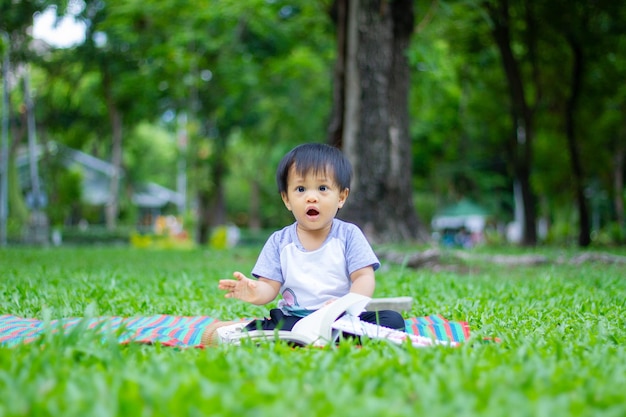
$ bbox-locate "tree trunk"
[195,134,228,245]
[196,187,211,244]
[330,0,422,243]
[564,35,591,247]
[7,83,29,224]
[388,0,423,240]
[614,140,625,232]
[102,67,123,230]
[486,0,538,245]
[196,173,225,245]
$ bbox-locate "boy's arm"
[219,272,281,305]
[349,266,376,298]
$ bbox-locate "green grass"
[1,246,625,417]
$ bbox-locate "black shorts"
[245,308,405,332]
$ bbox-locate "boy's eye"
[319,185,328,192]
[296,186,305,192]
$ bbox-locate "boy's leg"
[201,320,251,346]
[359,310,406,331]
[244,308,302,331]
[203,310,304,346]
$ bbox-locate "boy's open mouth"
[306,208,319,216]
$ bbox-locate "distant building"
[16,142,182,225]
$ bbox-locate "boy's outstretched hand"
[218,272,257,302]
[218,272,280,305]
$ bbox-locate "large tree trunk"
[329,0,423,243]
[486,0,538,245]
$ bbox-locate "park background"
[1,0,624,249]
[1,2,626,417]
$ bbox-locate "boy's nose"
[306,191,318,202]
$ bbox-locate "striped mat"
[0,314,469,348]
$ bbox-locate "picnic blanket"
[0,314,470,348]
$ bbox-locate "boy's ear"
[338,188,350,209]
[281,192,292,211]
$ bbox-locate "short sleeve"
[251,232,285,283]
[344,222,380,273]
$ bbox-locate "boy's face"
[280,164,349,233]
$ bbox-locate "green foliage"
[410,0,626,244]
[1,246,625,416]
[7,158,29,227]
[0,0,48,35]
[410,1,513,218]
[412,191,438,227]
[45,167,82,226]
[124,122,178,188]
[593,222,626,246]
[4,0,625,245]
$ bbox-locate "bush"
[60,226,132,245]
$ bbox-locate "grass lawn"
[1,245,625,417]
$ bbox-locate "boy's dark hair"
[276,143,352,193]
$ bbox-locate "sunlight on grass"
[1,246,625,416]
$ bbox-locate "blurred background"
[1,0,624,249]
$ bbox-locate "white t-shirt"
[251,218,380,316]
